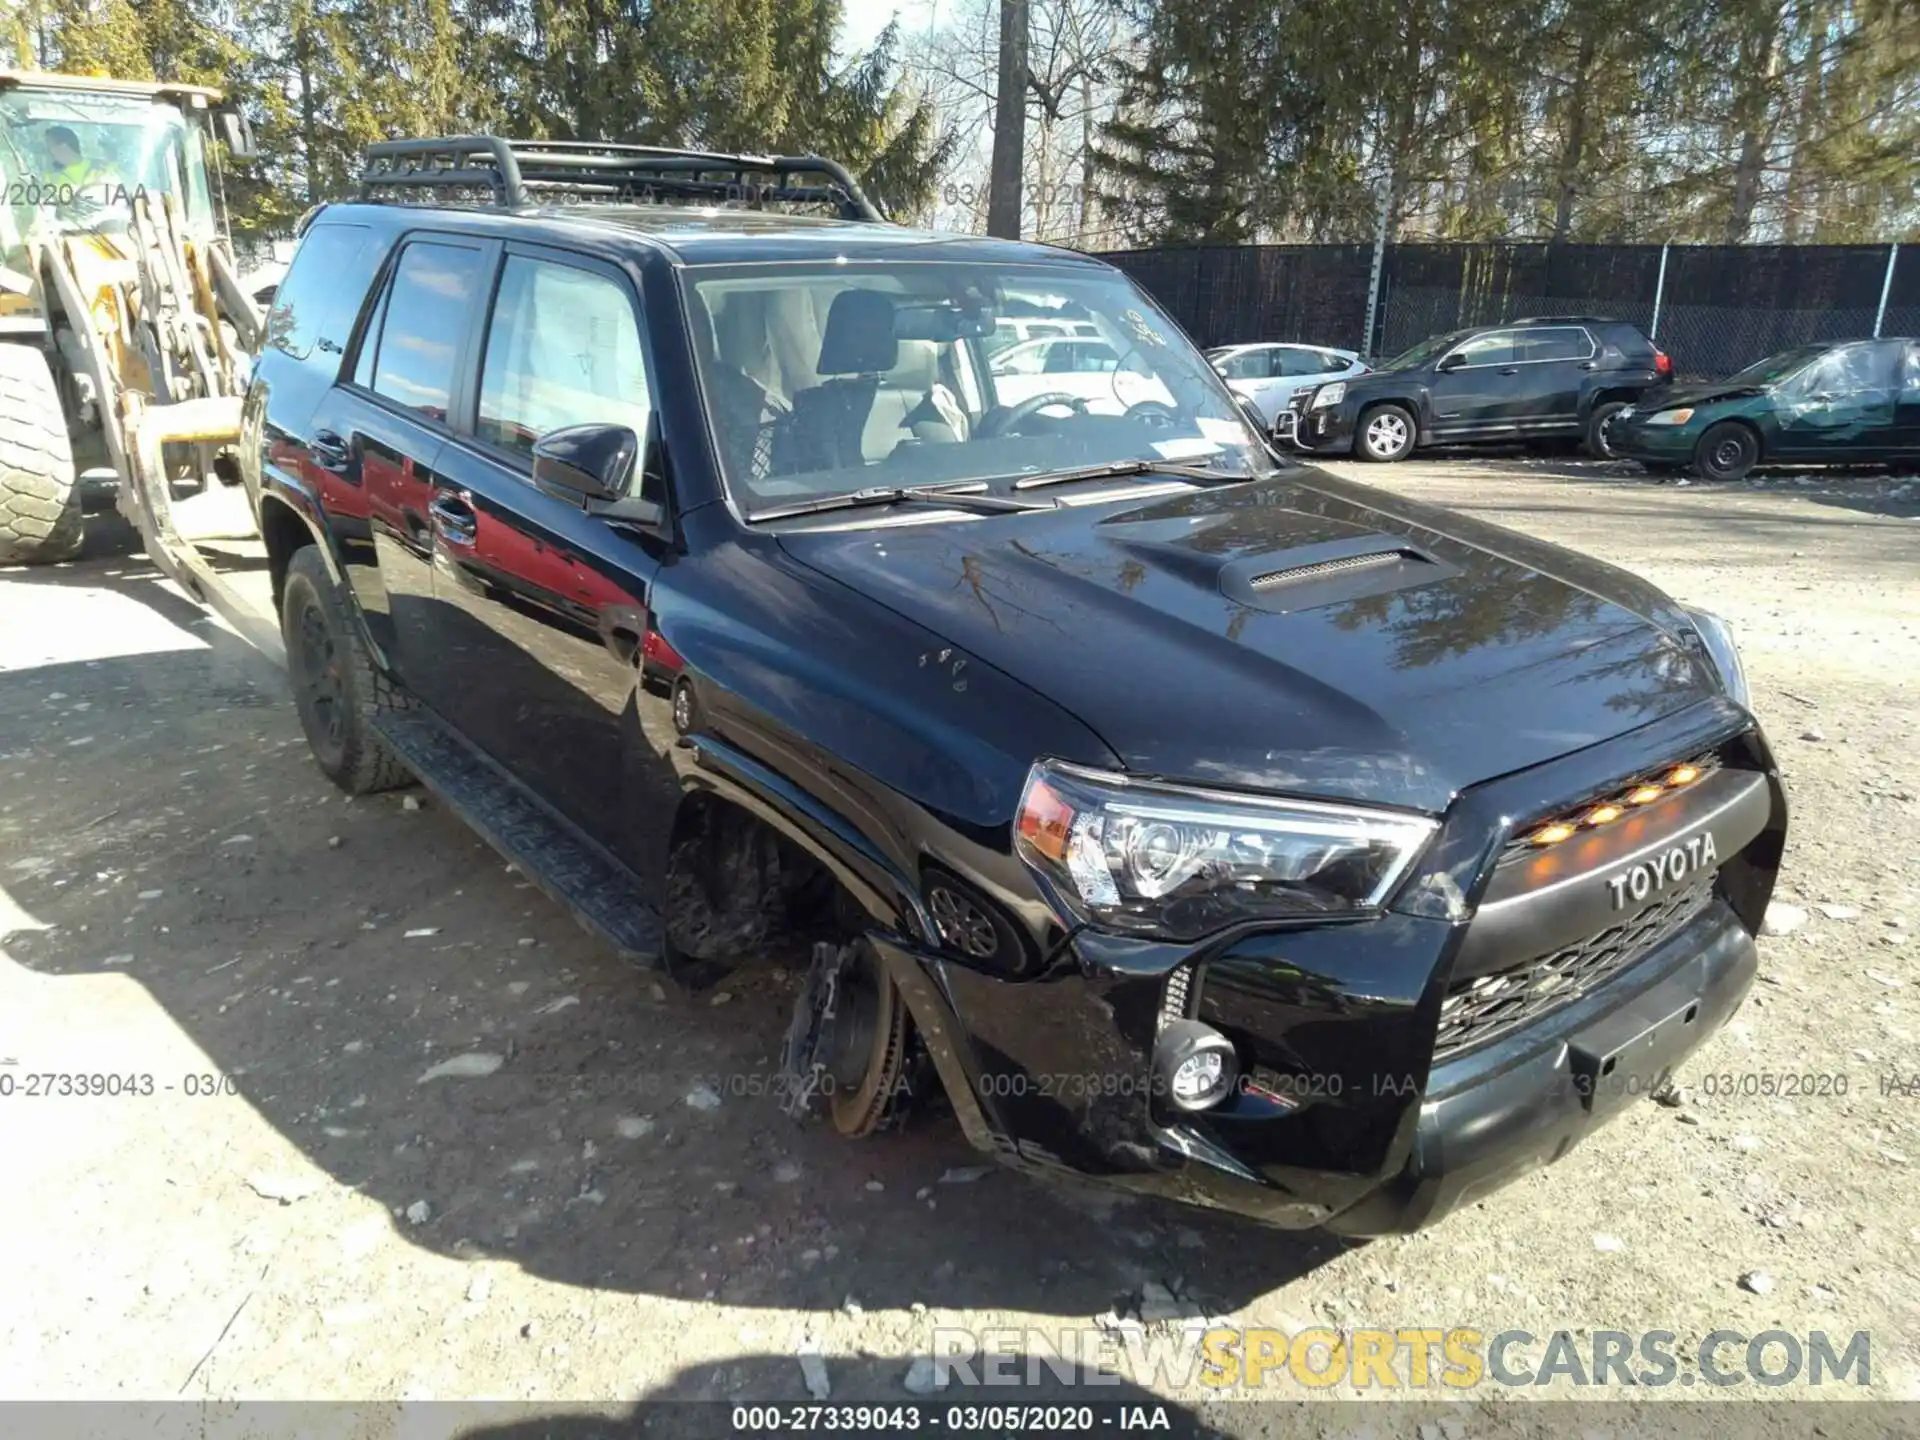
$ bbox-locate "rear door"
[311,233,497,685]
[1511,325,1596,431]
[423,243,668,867]
[1897,341,1920,453]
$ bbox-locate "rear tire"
[1691,421,1759,483]
[1584,400,1629,459]
[280,544,414,795]
[0,342,83,566]
[1356,403,1416,462]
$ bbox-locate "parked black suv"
[1291,317,1674,462]
[226,138,1782,1236]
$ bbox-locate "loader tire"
[0,342,83,566]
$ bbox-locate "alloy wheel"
[1365,412,1409,458]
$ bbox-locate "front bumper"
[1612,414,1702,463]
[1289,400,1356,453]
[876,701,1785,1234]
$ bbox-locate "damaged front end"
[833,697,1783,1235]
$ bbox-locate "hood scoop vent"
[1250,547,1423,590]
[1222,538,1455,615]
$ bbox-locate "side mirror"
[214,105,258,161]
[533,422,665,528]
[1436,352,1465,372]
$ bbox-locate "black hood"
[778,469,1718,813]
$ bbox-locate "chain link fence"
[1104,241,1916,382]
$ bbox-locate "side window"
[1218,350,1266,379]
[368,241,488,421]
[1901,342,1920,393]
[1275,349,1327,377]
[477,256,652,459]
[264,224,377,363]
[1451,330,1517,367]
[1517,327,1594,362]
[1320,350,1352,373]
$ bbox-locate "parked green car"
[1611,337,1920,481]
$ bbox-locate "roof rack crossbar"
[358,135,882,221]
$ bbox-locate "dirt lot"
[2,455,1917,1432]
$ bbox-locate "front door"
[1426,329,1525,438]
[1775,342,1895,458]
[425,245,670,872]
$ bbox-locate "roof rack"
[358,136,884,222]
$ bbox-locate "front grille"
[1496,752,1723,866]
[1435,876,1716,1060]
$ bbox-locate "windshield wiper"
[746,482,1056,523]
[1009,457,1258,491]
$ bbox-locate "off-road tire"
[1584,400,1630,459]
[1356,402,1416,462]
[280,545,415,795]
[1691,421,1759,483]
[0,343,83,566]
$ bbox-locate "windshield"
[0,87,214,246]
[1377,331,1468,371]
[683,261,1278,512]
[1723,345,1830,388]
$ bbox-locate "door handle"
[1579,361,1598,370]
[430,489,478,546]
[310,430,350,473]
[1498,367,1520,376]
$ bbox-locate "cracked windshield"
[685,263,1277,508]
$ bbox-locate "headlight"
[1647,407,1695,426]
[1310,382,1345,410]
[1683,607,1750,709]
[1014,761,1439,940]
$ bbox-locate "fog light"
[1153,1019,1239,1114]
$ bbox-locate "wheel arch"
[259,489,327,612]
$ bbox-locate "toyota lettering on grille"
[1607,831,1718,910]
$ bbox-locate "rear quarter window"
[264,224,382,364]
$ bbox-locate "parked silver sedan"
[1207,342,1368,440]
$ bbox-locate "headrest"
[885,339,939,391]
[817,290,898,375]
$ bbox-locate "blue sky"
[840,0,941,55]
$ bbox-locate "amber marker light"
[1628,785,1665,805]
[1530,821,1578,846]
[1584,804,1624,826]
[1016,778,1075,862]
[1667,764,1700,786]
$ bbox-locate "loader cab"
[0,74,225,251]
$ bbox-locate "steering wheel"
[1123,399,1182,430]
[977,391,1092,438]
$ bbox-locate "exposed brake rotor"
[780,940,910,1138]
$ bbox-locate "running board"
[373,710,671,973]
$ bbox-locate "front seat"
[779,290,896,473]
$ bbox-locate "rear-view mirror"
[894,302,994,343]
[1436,352,1465,372]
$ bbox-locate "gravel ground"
[1,456,1917,1434]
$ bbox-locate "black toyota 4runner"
[230,138,1782,1235]
[1291,317,1674,462]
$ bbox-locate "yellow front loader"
[0,68,262,566]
